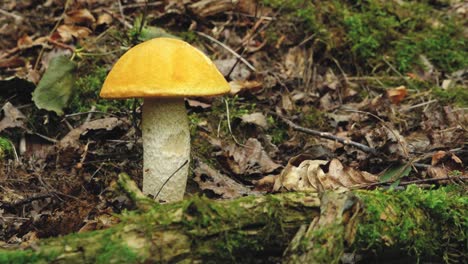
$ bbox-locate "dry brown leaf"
[17,34,33,48]
[428,151,465,179]
[96,13,112,27]
[387,85,408,104]
[221,138,281,176]
[273,156,378,192]
[284,47,305,79]
[241,112,268,129]
[273,157,327,192]
[186,98,211,109]
[281,93,294,111]
[0,102,26,132]
[64,9,96,25]
[229,80,262,95]
[59,117,125,150]
[252,175,276,191]
[193,161,254,199]
[54,25,92,43]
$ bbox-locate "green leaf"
[32,55,76,115]
[380,164,412,182]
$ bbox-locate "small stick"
[356,176,468,189]
[342,109,410,158]
[154,160,189,201]
[2,193,52,208]
[196,31,256,72]
[272,112,377,155]
[224,98,242,146]
[0,8,23,22]
[65,111,115,118]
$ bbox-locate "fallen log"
[0,174,465,263]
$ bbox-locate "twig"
[196,31,256,72]
[8,138,20,164]
[85,106,96,123]
[33,132,58,144]
[65,111,115,118]
[403,99,437,111]
[154,160,189,201]
[2,193,52,208]
[272,112,377,155]
[117,0,125,18]
[342,109,410,158]
[0,8,23,22]
[103,9,133,29]
[356,176,468,189]
[224,98,242,146]
[119,2,163,9]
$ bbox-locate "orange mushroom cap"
[100,37,230,99]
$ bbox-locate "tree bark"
[0,174,465,263]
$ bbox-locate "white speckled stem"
[142,98,190,202]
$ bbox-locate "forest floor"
[0,0,466,248]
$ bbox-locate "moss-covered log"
[0,175,466,263]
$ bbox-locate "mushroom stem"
[142,98,190,202]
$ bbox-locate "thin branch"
[272,112,377,155]
[2,193,52,208]
[342,109,410,158]
[356,176,468,189]
[224,98,242,146]
[154,160,189,201]
[0,8,23,22]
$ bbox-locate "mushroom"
[100,38,230,202]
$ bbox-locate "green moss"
[179,31,199,43]
[355,185,467,262]
[300,107,327,130]
[267,116,288,145]
[0,249,60,264]
[261,0,328,42]
[394,23,467,73]
[432,86,468,107]
[95,238,141,264]
[180,194,291,261]
[262,0,467,74]
[69,66,135,113]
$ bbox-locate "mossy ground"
[355,185,467,262]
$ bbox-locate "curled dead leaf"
[96,13,112,27]
[17,35,33,48]
[273,156,378,192]
[241,112,269,129]
[0,102,26,132]
[221,138,281,176]
[65,9,96,26]
[54,25,92,43]
[428,151,464,179]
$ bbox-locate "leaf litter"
[0,0,467,247]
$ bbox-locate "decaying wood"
[0,174,465,263]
